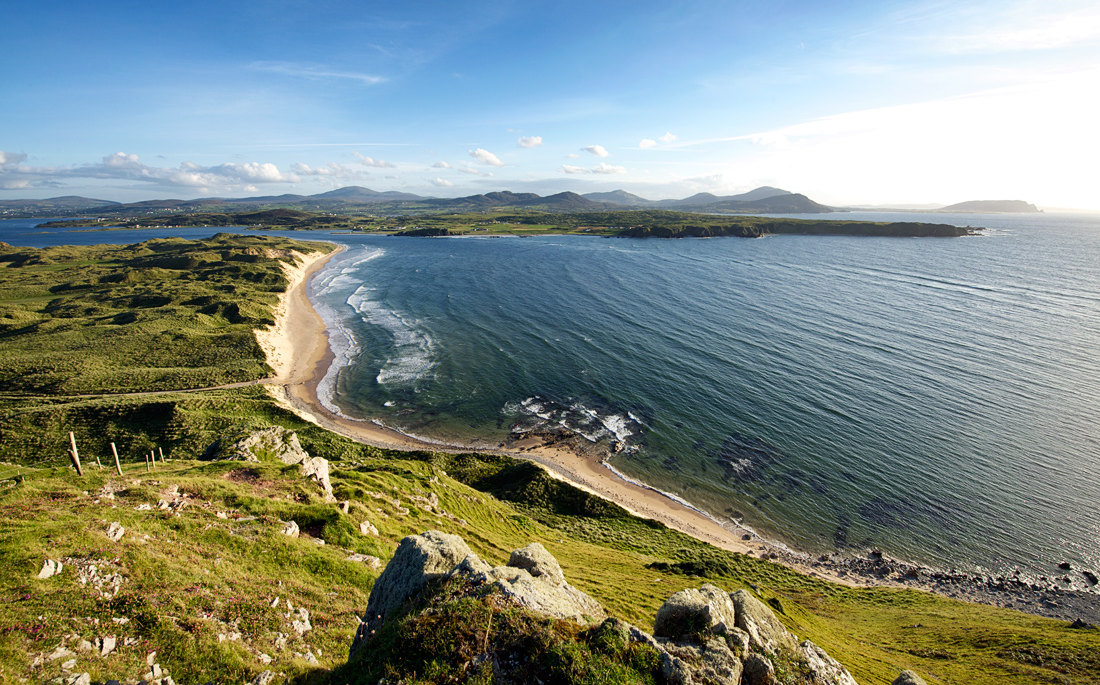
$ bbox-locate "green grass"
[0,237,1096,684]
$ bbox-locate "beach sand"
[260,247,882,588]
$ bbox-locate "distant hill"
[0,195,120,216]
[581,189,654,207]
[708,193,833,214]
[938,200,1040,213]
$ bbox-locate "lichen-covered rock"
[654,583,738,641]
[892,670,928,685]
[508,542,566,585]
[801,640,859,685]
[281,520,299,538]
[351,530,475,653]
[37,558,63,579]
[207,426,308,464]
[731,589,797,655]
[299,456,335,501]
[480,563,606,624]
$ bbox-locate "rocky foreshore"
[761,545,1100,625]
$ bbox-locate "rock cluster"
[348,531,888,685]
[208,427,335,502]
[350,531,605,655]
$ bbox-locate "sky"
[2,0,1098,208]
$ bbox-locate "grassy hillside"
[0,238,1096,684]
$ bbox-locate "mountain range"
[0,186,1042,218]
[0,186,834,217]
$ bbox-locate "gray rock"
[742,652,776,685]
[250,671,277,685]
[210,426,308,464]
[299,456,335,501]
[507,542,565,585]
[731,589,797,656]
[351,530,475,653]
[800,640,859,684]
[281,520,299,538]
[654,584,738,641]
[358,519,379,536]
[346,553,382,570]
[106,522,125,542]
[892,670,928,685]
[482,563,606,624]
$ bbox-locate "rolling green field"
[0,237,1096,684]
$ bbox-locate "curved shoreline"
[264,245,1100,622]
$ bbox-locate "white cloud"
[432,161,451,168]
[517,135,543,148]
[561,162,626,175]
[292,161,364,178]
[0,151,299,193]
[565,153,579,159]
[458,164,493,177]
[249,61,386,85]
[469,148,505,166]
[1,151,29,167]
[582,144,609,157]
[353,152,396,168]
[658,132,678,144]
[431,177,454,187]
[639,139,657,149]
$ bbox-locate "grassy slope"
[0,238,1096,684]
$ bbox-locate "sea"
[3,211,1099,583]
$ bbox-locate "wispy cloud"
[430,177,454,187]
[639,139,657,149]
[582,144,609,157]
[458,164,493,177]
[517,135,543,148]
[468,148,505,166]
[561,162,625,175]
[249,61,386,85]
[353,152,396,168]
[432,161,451,168]
[658,132,678,144]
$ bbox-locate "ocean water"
[307,212,1100,581]
[5,212,1100,582]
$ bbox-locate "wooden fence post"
[145,452,150,472]
[68,432,83,477]
[158,447,165,463]
[110,442,123,476]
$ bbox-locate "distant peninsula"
[938,200,1040,213]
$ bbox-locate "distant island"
[937,200,1040,213]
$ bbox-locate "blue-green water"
[5,213,1099,581]
[307,213,1100,580]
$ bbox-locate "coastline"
[263,245,1100,623]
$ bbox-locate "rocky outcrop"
[208,427,335,501]
[350,531,477,653]
[348,531,859,685]
[207,426,308,463]
[350,531,605,655]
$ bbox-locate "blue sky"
[2,0,1097,207]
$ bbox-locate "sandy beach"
[256,245,877,587]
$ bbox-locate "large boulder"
[508,542,565,585]
[654,583,739,641]
[731,589,797,655]
[474,564,606,624]
[299,456,335,501]
[350,530,475,653]
[801,640,859,685]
